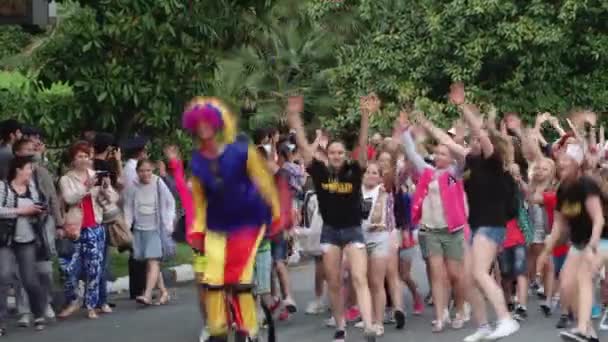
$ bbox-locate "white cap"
[565,144,584,165]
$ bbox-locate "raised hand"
[287,95,304,114]
[163,145,180,161]
[449,82,465,105]
[366,92,381,114]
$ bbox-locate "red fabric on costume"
[223,227,261,284]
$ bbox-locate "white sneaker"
[325,317,337,327]
[375,324,384,337]
[485,318,520,340]
[45,305,56,320]
[199,327,209,342]
[354,321,365,329]
[18,314,32,327]
[283,297,297,313]
[599,308,608,331]
[463,326,492,342]
[305,299,326,315]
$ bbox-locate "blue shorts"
[553,254,566,278]
[271,236,289,262]
[471,226,506,246]
[320,225,365,252]
[498,245,527,278]
[254,249,272,295]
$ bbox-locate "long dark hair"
[8,156,33,182]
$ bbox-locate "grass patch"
[109,243,193,278]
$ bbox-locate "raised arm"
[416,113,467,161]
[357,93,379,167]
[287,96,313,167]
[400,127,431,174]
[449,82,494,158]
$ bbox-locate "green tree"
[31,0,274,141]
[321,0,608,137]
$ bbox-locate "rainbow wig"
[182,97,237,144]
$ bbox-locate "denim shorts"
[399,247,418,261]
[471,226,506,246]
[553,254,567,278]
[271,235,289,262]
[254,249,272,295]
[320,224,365,252]
[498,244,527,278]
[569,239,608,255]
[363,230,391,257]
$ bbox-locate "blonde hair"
[529,157,556,191]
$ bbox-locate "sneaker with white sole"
[325,317,337,327]
[485,318,520,340]
[354,321,365,329]
[463,325,492,342]
[45,305,56,321]
[17,314,32,328]
[199,327,209,342]
[599,307,608,331]
[283,297,297,314]
[305,299,326,315]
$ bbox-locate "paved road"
[4,251,606,342]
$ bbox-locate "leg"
[323,245,345,329]
[444,231,465,319]
[471,232,509,320]
[57,242,83,318]
[13,243,45,320]
[314,257,325,299]
[386,234,404,318]
[428,255,449,330]
[399,251,422,312]
[82,227,106,312]
[575,251,596,335]
[368,254,388,325]
[142,259,161,300]
[344,243,373,332]
[0,248,15,327]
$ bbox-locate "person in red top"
[57,141,120,320]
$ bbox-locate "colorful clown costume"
[182,97,280,340]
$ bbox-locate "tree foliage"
[3,0,608,147]
[323,0,608,138]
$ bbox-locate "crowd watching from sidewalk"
[2,81,608,342]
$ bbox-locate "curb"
[108,264,195,294]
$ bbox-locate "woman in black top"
[539,144,605,342]
[287,94,377,342]
[448,83,521,341]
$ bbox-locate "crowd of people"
[1,81,608,342]
[0,121,180,335]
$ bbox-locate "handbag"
[107,215,133,249]
[157,178,176,259]
[0,182,16,248]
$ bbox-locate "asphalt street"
[3,250,605,342]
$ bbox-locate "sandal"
[452,313,465,330]
[99,304,113,314]
[87,309,99,320]
[58,302,80,319]
[157,291,170,306]
[136,295,153,306]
